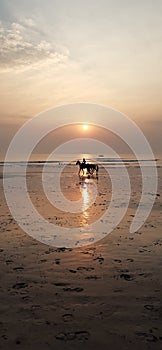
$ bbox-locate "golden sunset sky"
[0,0,162,157]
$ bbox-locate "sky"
[0,0,162,158]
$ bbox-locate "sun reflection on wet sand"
[79,179,92,224]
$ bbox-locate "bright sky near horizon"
[0,0,162,157]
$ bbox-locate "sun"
[83,124,89,130]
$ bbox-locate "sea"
[0,153,161,168]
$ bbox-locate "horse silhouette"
[76,160,99,177]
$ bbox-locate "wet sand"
[0,164,162,349]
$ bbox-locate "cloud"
[0,19,69,72]
[21,18,36,28]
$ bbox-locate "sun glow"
[83,124,89,130]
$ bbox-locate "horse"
[76,160,99,177]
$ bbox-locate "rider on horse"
[76,158,98,178]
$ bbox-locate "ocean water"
[1,153,161,168]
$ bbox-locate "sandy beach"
[0,162,162,350]
[0,0,162,348]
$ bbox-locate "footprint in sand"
[93,256,104,264]
[62,313,74,322]
[6,259,13,265]
[81,248,96,255]
[138,272,151,278]
[154,240,162,246]
[119,273,135,281]
[2,334,8,340]
[77,266,94,271]
[55,259,60,265]
[126,258,134,262]
[13,267,24,271]
[12,282,28,289]
[56,330,90,341]
[146,334,158,342]
[136,331,158,342]
[144,304,156,311]
[63,287,84,292]
[54,282,70,287]
[69,269,77,273]
[56,247,72,252]
[85,275,101,280]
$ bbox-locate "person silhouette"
[81,158,86,176]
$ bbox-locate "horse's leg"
[96,165,99,177]
[87,166,90,174]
